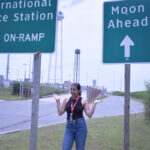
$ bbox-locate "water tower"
[73,49,80,83]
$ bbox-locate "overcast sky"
[0,0,150,92]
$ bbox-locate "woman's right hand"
[53,94,60,102]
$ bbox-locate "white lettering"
[12,2,17,9]
[4,34,9,42]
[19,34,25,42]
[133,19,139,27]
[112,6,119,15]
[34,0,40,7]
[39,33,44,41]
[111,5,145,15]
[138,5,144,13]
[107,16,149,29]
[116,19,123,28]
[40,13,46,20]
[108,20,115,29]
[10,34,16,42]
[32,33,38,41]
[0,0,52,9]
[125,20,131,27]
[27,1,33,8]
[129,6,136,14]
[121,7,128,15]
[141,16,148,26]
[1,2,5,9]
[41,0,47,7]
[13,13,19,21]
[25,33,31,41]
[0,15,8,22]
[13,12,53,22]
[6,2,11,9]
[4,33,45,42]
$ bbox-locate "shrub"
[130,91,146,99]
[12,81,20,95]
[12,81,32,98]
[113,91,124,96]
[144,81,150,121]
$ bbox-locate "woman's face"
[70,85,80,98]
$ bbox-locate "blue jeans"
[62,118,88,150]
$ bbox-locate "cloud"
[70,0,85,6]
[60,0,86,9]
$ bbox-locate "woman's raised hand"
[94,99,103,104]
[53,94,60,102]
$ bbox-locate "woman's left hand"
[94,99,103,104]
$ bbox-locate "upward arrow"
[120,35,134,60]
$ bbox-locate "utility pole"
[6,54,10,81]
[53,11,64,84]
[29,55,32,80]
[23,63,28,81]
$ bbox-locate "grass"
[88,96,108,104]
[40,86,68,98]
[0,86,68,101]
[0,113,150,150]
[0,87,20,100]
[113,91,146,103]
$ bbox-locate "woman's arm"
[53,94,68,116]
[83,99,103,118]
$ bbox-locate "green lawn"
[0,113,150,150]
[0,87,20,100]
[0,86,68,101]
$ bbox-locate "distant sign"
[0,0,58,53]
[103,0,150,63]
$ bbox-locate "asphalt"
[0,93,144,135]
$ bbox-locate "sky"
[0,0,150,92]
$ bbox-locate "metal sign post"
[29,52,41,150]
[124,64,130,150]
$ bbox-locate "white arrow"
[120,35,134,60]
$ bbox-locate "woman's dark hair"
[71,83,81,96]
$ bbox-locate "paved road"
[0,93,144,135]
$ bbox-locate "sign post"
[124,64,130,150]
[103,0,150,150]
[29,52,41,150]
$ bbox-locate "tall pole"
[54,47,57,83]
[17,70,19,81]
[60,17,63,83]
[29,55,31,79]
[47,54,52,83]
[29,52,41,150]
[23,63,28,81]
[54,11,64,84]
[124,64,130,150]
[6,54,10,81]
[31,55,34,82]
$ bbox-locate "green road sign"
[0,0,58,53]
[103,0,150,63]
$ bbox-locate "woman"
[53,83,103,150]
